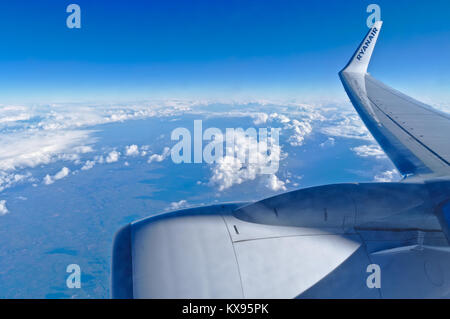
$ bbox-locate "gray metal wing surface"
[340,21,450,178]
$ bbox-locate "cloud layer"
[0,98,402,200]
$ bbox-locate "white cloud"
[270,113,291,123]
[54,167,70,180]
[0,105,32,125]
[43,167,70,185]
[106,150,120,163]
[81,160,95,171]
[95,155,105,164]
[0,100,198,179]
[80,146,141,171]
[148,147,170,163]
[168,200,188,210]
[140,145,150,156]
[0,113,31,124]
[0,130,94,171]
[321,114,373,141]
[0,99,376,195]
[267,106,323,147]
[286,119,313,146]
[263,174,287,191]
[30,101,193,131]
[0,172,32,192]
[208,129,285,191]
[432,103,450,114]
[0,200,9,215]
[125,144,139,156]
[252,113,269,125]
[80,151,123,171]
[320,137,335,148]
[374,169,401,182]
[352,144,387,159]
[43,174,53,185]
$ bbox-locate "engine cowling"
[111,181,450,298]
[234,182,442,232]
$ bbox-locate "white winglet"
[342,20,383,73]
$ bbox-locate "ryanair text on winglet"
[356,27,378,61]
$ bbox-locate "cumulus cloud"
[125,144,139,156]
[208,129,286,191]
[267,106,322,147]
[94,155,105,164]
[167,200,188,211]
[106,151,120,163]
[140,145,150,156]
[270,113,291,123]
[79,149,129,172]
[43,167,70,185]
[0,172,33,192]
[352,144,387,159]
[252,113,269,125]
[81,160,95,171]
[0,200,9,215]
[286,119,313,146]
[148,147,170,164]
[263,174,287,191]
[79,146,142,171]
[374,169,401,182]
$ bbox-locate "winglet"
[342,21,383,73]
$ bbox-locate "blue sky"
[0,0,449,103]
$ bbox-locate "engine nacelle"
[112,180,450,299]
[234,182,444,232]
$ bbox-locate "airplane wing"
[111,21,450,299]
[339,21,450,178]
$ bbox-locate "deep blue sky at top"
[0,0,449,103]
